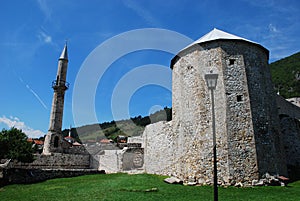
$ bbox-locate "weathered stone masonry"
[276,95,300,179]
[43,43,69,155]
[142,29,288,185]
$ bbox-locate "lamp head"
[205,71,218,90]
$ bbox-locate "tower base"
[42,131,63,155]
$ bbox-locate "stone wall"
[122,148,144,171]
[1,168,102,186]
[286,97,300,108]
[220,42,259,183]
[171,44,231,184]
[143,121,174,175]
[127,136,143,144]
[11,153,90,169]
[97,146,144,173]
[0,153,102,186]
[277,95,300,119]
[62,144,90,155]
[218,41,286,178]
[280,116,300,167]
[276,95,300,180]
[98,150,122,173]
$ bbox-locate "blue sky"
[0,0,299,138]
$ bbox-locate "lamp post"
[205,71,219,201]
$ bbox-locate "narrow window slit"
[237,95,243,102]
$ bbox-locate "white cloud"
[268,23,279,33]
[18,76,48,110]
[122,0,162,27]
[38,30,52,44]
[36,0,52,21]
[241,0,275,8]
[0,116,45,138]
[26,84,48,110]
[234,22,296,62]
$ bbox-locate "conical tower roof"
[171,28,268,68]
[182,28,258,51]
[59,43,68,60]
[196,28,253,43]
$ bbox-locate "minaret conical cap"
[59,43,68,60]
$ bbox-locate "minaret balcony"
[52,80,70,90]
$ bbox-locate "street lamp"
[205,71,219,201]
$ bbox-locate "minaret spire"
[43,43,70,155]
[59,41,68,60]
[68,125,72,138]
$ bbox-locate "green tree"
[0,127,34,162]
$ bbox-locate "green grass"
[0,174,299,201]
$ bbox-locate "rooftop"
[171,28,268,68]
[182,28,257,51]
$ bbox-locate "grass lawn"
[0,173,299,201]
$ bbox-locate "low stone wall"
[98,150,122,173]
[279,115,300,181]
[62,145,90,155]
[128,136,143,143]
[280,116,300,168]
[276,95,300,180]
[0,168,103,186]
[277,95,300,119]
[11,153,90,169]
[122,147,144,171]
[97,146,144,173]
[286,97,300,107]
[143,121,174,176]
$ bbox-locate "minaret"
[43,43,69,155]
[68,125,72,138]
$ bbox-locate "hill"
[63,107,172,143]
[270,51,300,98]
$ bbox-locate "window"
[54,136,59,148]
[229,59,235,65]
[237,95,243,102]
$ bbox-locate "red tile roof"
[33,140,44,145]
[27,138,44,145]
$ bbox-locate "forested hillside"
[63,107,172,143]
[270,51,300,98]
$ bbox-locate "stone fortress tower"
[43,43,69,155]
[142,28,287,185]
